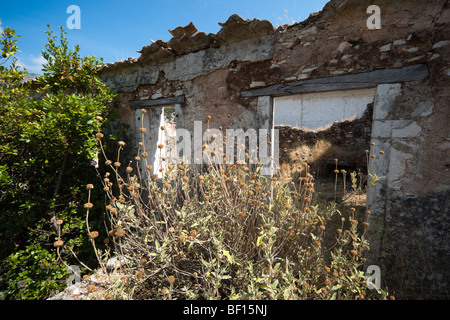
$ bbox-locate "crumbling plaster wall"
[99,0,450,298]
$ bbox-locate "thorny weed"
[56,110,390,300]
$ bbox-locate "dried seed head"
[140,128,146,133]
[54,240,64,247]
[160,126,165,131]
[118,141,126,147]
[141,152,148,158]
[198,175,204,181]
[84,202,93,209]
[56,219,63,225]
[114,162,121,167]
[147,165,153,171]
[115,229,125,238]
[141,108,147,114]
[168,276,175,284]
[96,132,104,139]
[87,284,97,293]
[182,176,189,182]
[126,167,133,173]
[351,250,358,256]
[190,230,197,237]
[105,160,112,166]
[96,116,103,122]
[158,144,164,149]
[139,258,147,266]
[89,231,99,239]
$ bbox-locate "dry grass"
[287,140,363,176]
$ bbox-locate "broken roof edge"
[99,14,277,72]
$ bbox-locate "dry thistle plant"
[80,110,389,300]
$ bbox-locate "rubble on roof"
[101,14,274,71]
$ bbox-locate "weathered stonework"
[99,0,450,298]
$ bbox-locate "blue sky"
[1,0,329,74]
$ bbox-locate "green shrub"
[0,25,115,299]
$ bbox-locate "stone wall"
[99,0,450,298]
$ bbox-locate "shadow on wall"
[277,101,374,179]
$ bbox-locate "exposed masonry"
[99,0,450,298]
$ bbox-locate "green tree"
[0,25,115,299]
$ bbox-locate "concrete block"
[391,121,422,138]
[371,120,394,138]
[373,83,402,120]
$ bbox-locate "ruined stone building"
[99,0,449,298]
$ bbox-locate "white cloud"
[16,55,47,74]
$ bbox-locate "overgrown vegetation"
[0,24,115,299]
[0,22,389,301]
[81,111,390,300]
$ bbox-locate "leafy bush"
[85,111,389,300]
[0,25,115,299]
